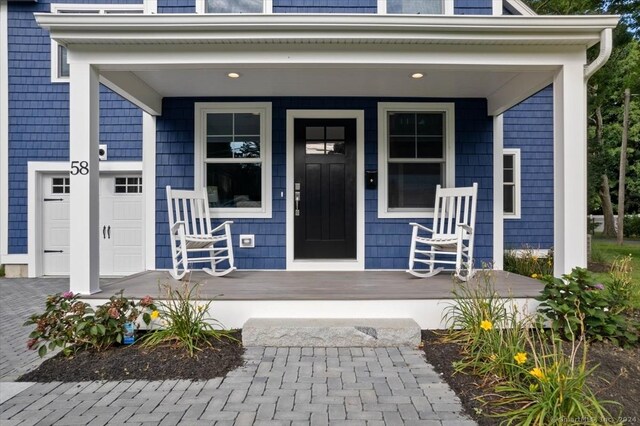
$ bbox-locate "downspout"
[584,28,613,80]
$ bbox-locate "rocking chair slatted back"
[432,185,477,240]
[167,188,213,237]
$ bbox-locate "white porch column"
[142,112,156,271]
[553,63,588,276]
[493,114,504,269]
[69,62,100,294]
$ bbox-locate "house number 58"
[70,161,89,175]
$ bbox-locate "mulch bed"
[17,331,244,382]
[422,330,640,425]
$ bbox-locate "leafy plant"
[141,282,236,357]
[491,326,618,426]
[0,264,4,277]
[24,291,90,357]
[607,255,638,313]
[25,291,157,357]
[623,215,640,238]
[536,268,638,347]
[503,247,554,279]
[77,291,157,351]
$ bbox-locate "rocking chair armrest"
[457,224,474,235]
[409,222,434,233]
[171,221,186,233]
[210,220,234,234]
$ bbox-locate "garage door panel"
[41,174,145,277]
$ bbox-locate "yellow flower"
[514,352,527,365]
[150,310,160,320]
[531,273,538,279]
[489,354,497,361]
[530,367,545,380]
[480,320,493,331]
[197,305,204,312]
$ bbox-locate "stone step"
[242,318,421,347]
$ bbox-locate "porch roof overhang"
[35,13,619,116]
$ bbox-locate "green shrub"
[25,291,156,357]
[503,247,553,279]
[623,215,640,238]
[536,268,638,347]
[0,264,4,277]
[141,282,236,357]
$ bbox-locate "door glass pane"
[388,163,442,209]
[305,126,324,139]
[326,126,345,140]
[206,163,262,208]
[327,141,345,155]
[387,0,443,14]
[306,142,326,155]
[206,0,263,13]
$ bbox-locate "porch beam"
[100,71,162,116]
[487,72,554,116]
[69,62,100,295]
[553,62,588,276]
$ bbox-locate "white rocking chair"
[407,183,478,281]
[166,186,236,280]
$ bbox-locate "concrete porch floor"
[85,270,543,301]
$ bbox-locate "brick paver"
[0,278,476,425]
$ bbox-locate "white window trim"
[50,3,147,83]
[503,148,521,219]
[194,102,272,219]
[377,102,455,219]
[377,0,454,15]
[196,0,273,14]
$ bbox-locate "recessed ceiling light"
[411,73,424,79]
[227,72,241,79]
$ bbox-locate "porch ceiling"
[127,66,555,100]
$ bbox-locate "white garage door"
[41,174,145,276]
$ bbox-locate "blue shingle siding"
[503,85,554,250]
[157,0,195,13]
[156,97,493,270]
[6,0,143,254]
[454,0,493,15]
[273,0,376,13]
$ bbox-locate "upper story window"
[50,4,146,83]
[195,102,273,219]
[377,0,453,15]
[196,0,272,14]
[377,102,455,218]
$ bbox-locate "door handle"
[103,225,106,239]
[107,226,111,239]
[294,191,301,216]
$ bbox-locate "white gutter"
[584,28,613,79]
[34,13,620,48]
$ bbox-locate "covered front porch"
[83,270,543,328]
[34,12,618,295]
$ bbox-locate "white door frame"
[285,110,365,271]
[28,161,143,277]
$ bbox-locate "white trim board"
[377,102,455,219]
[493,114,504,270]
[27,161,143,277]
[0,1,8,264]
[285,110,365,271]
[142,113,156,270]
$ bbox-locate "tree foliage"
[528,0,640,215]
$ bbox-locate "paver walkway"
[0,278,476,425]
